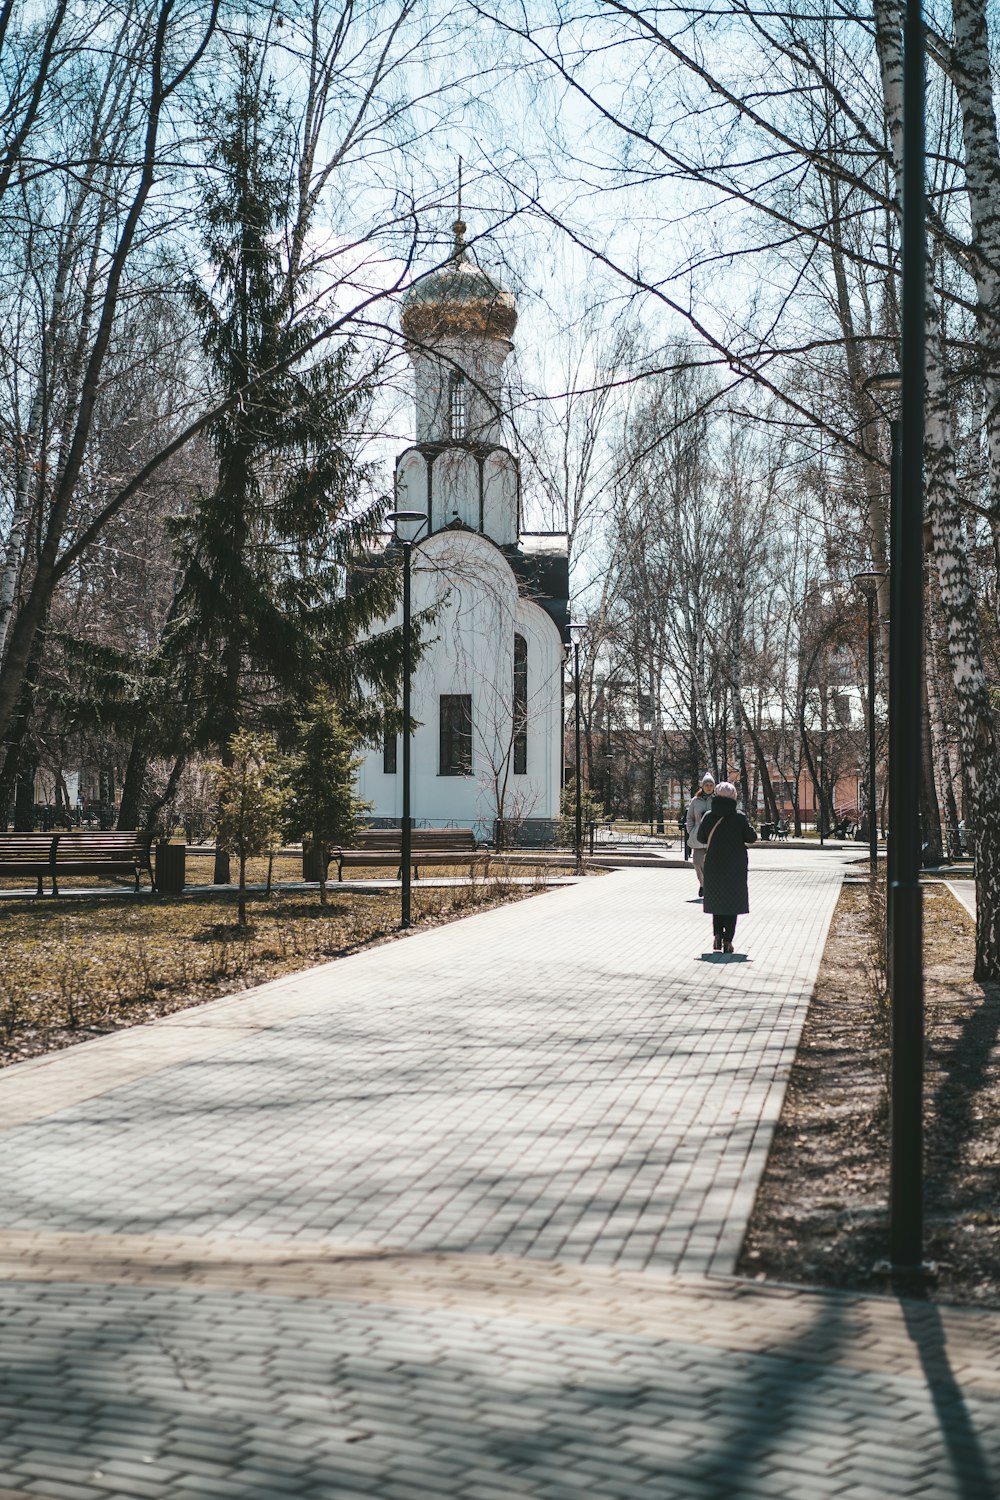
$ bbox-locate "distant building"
[355,219,568,842]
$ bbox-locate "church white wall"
[356,532,563,838]
[411,336,510,445]
[431,450,480,533]
[514,598,565,826]
[482,449,518,546]
[394,449,429,520]
[394,445,519,544]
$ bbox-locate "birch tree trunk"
[926,588,964,858]
[920,665,944,865]
[939,0,1000,949]
[949,0,1000,521]
[925,322,1000,976]
[874,0,1000,970]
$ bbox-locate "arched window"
[448,371,467,439]
[440,695,473,775]
[513,633,528,774]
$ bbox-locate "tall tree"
[481,0,1000,971]
[160,46,405,877]
[286,692,368,907]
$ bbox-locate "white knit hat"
[715,781,738,800]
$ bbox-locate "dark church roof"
[504,544,569,642]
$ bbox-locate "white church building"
[355,220,569,844]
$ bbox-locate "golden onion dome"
[401,221,517,345]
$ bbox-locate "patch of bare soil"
[739,881,1000,1306]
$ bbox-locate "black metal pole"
[401,539,412,929]
[819,750,825,846]
[574,639,583,874]
[887,417,901,995]
[868,592,879,872]
[889,0,926,1271]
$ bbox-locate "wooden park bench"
[759,820,791,843]
[0,831,155,896]
[0,835,58,896]
[329,827,490,882]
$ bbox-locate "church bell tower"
[395,219,520,545]
[355,213,568,843]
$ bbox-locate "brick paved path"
[1,857,999,1499]
[946,879,976,921]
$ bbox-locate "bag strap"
[704,818,720,851]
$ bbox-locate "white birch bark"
[925,587,963,857]
[925,313,1000,975]
[0,454,35,666]
[871,0,1000,972]
[949,0,1000,516]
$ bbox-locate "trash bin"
[302,842,323,882]
[155,840,186,893]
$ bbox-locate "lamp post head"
[862,371,902,394]
[852,569,887,600]
[862,371,903,425]
[387,510,427,545]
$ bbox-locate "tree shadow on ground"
[926,978,1000,1220]
[900,1293,998,1499]
[0,1275,996,1499]
[190,904,353,942]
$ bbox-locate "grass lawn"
[0,865,556,1069]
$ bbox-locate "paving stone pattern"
[0,1275,998,1500]
[1,858,999,1498]
[945,880,976,921]
[0,866,837,1278]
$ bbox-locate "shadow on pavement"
[901,1293,997,1499]
[2,1275,995,1498]
[927,979,1000,1223]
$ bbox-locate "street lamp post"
[817,746,825,846]
[890,0,927,1272]
[568,624,586,874]
[858,0,926,1271]
[853,571,887,873]
[861,375,901,993]
[387,510,427,930]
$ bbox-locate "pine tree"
[287,692,369,906]
[165,43,403,880]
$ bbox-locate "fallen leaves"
[739,882,1000,1307]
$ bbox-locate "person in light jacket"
[698,780,758,953]
[685,774,716,897]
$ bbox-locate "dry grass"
[0,865,555,1068]
[740,881,1000,1306]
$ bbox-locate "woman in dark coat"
[697,781,758,952]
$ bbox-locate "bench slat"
[349,828,479,852]
[325,828,489,881]
[0,831,154,895]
